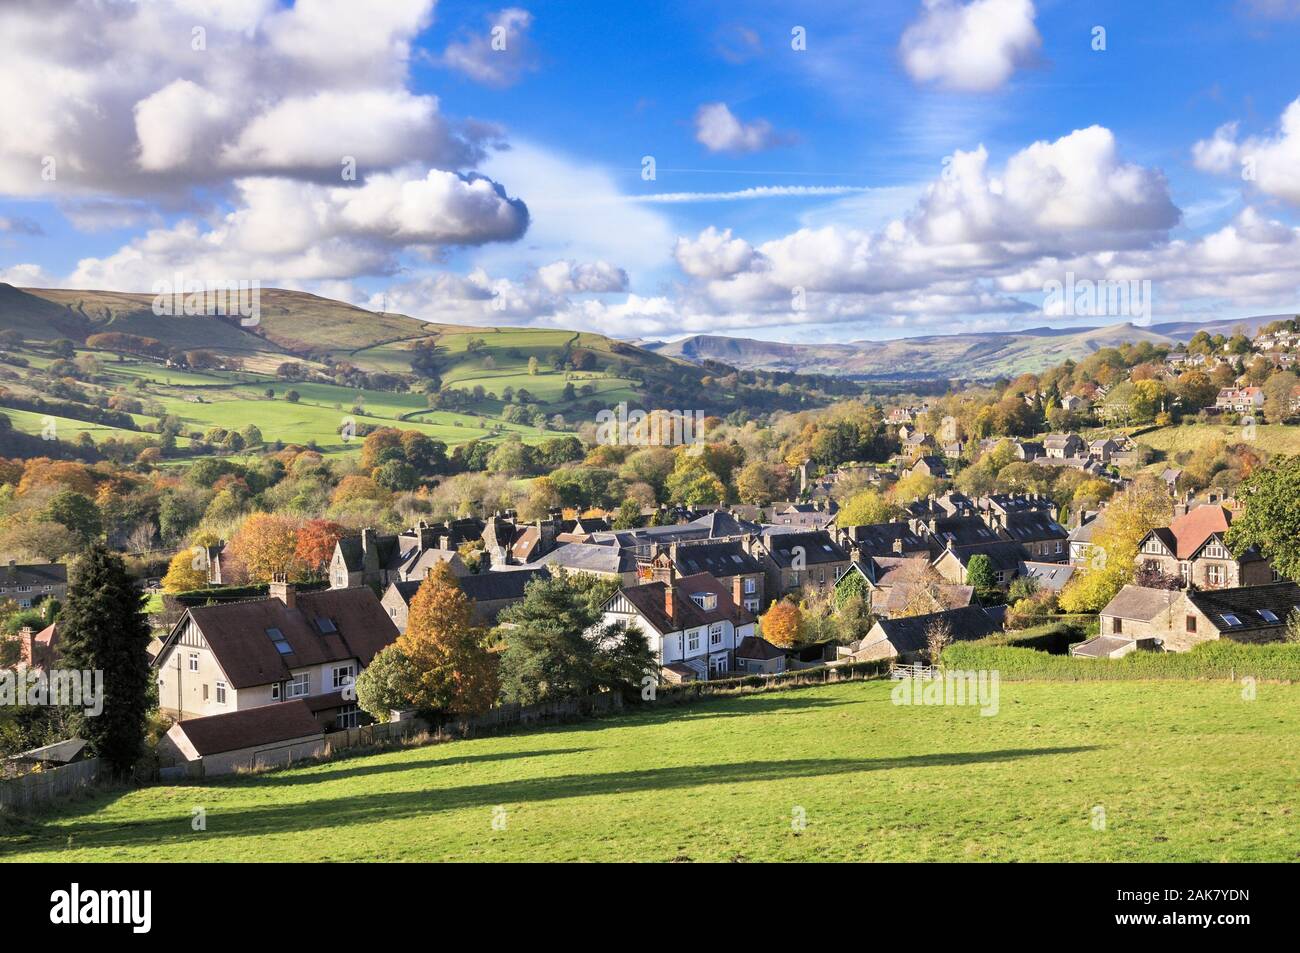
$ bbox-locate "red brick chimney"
[269,572,296,610]
[732,574,743,608]
[16,625,34,668]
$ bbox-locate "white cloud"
[66,171,528,289]
[0,0,491,198]
[536,260,628,294]
[1192,97,1300,205]
[899,0,1041,92]
[440,8,537,88]
[0,262,56,286]
[693,103,790,153]
[674,228,757,279]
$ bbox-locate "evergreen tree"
[57,545,153,778]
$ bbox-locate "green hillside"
[3,679,1296,862]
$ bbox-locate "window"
[332,664,356,689]
[710,623,723,646]
[215,681,227,704]
[688,631,700,652]
[744,578,756,594]
[315,617,337,634]
[265,627,293,655]
[202,684,209,701]
[1258,609,1279,623]
[335,705,361,729]
[188,653,199,672]
[271,683,281,700]
[1186,615,1197,633]
[689,592,717,611]
[1206,565,1225,587]
[1112,617,1123,635]
[285,673,310,698]
[1220,614,1242,628]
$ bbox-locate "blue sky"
[2,0,1299,343]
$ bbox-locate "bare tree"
[925,617,952,666]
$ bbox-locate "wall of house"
[155,623,237,719]
[381,589,411,632]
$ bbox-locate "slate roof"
[942,540,1030,572]
[1071,635,1134,658]
[1099,584,1181,622]
[0,562,67,587]
[1187,582,1300,634]
[927,516,1003,548]
[868,606,999,655]
[841,522,931,557]
[671,540,762,577]
[1018,561,1075,591]
[537,542,638,575]
[164,588,398,689]
[174,700,323,756]
[763,531,850,568]
[998,511,1068,544]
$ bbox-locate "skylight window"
[1258,609,1279,623]
[265,627,293,654]
[1220,614,1242,628]
[315,617,337,634]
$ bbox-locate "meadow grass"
[3,679,1297,862]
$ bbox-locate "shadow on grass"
[246,747,596,788]
[3,745,1098,859]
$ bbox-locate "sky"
[1,0,1300,344]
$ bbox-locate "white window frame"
[215,681,227,704]
[710,623,723,646]
[188,653,199,672]
[687,631,700,652]
[332,664,356,690]
[335,705,361,729]
[285,673,310,699]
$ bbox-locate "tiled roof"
[175,700,323,756]
[735,635,785,661]
[169,588,398,689]
[1166,504,1231,560]
[616,572,754,636]
[671,540,762,577]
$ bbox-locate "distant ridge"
[645,314,1294,380]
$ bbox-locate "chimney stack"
[269,572,296,610]
[361,527,374,553]
[17,625,34,668]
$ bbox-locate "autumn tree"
[760,599,803,648]
[1224,455,1300,581]
[1060,477,1172,612]
[295,519,346,576]
[228,513,301,583]
[396,562,498,715]
[161,548,208,594]
[837,489,897,527]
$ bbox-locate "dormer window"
[690,592,718,611]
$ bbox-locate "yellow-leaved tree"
[760,599,803,649]
[161,548,208,594]
[396,562,498,715]
[1059,477,1173,613]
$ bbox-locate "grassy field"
[4,679,1297,862]
[1135,422,1300,457]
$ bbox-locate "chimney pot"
[269,573,296,610]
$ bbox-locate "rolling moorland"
[646,315,1289,380]
[3,679,1296,862]
[0,283,832,460]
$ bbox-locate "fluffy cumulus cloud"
[536,260,628,294]
[673,227,757,279]
[440,8,537,87]
[67,172,528,289]
[899,0,1041,92]
[1192,97,1300,206]
[0,0,534,291]
[693,103,790,153]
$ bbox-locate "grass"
[3,679,1298,862]
[1135,421,1300,457]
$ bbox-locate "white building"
[599,562,756,682]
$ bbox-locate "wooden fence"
[0,758,101,811]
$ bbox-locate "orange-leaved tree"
[295,519,347,576]
[396,562,498,715]
[760,599,803,649]
[227,513,301,583]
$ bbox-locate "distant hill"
[646,315,1295,380]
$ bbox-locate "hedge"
[942,638,1300,682]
